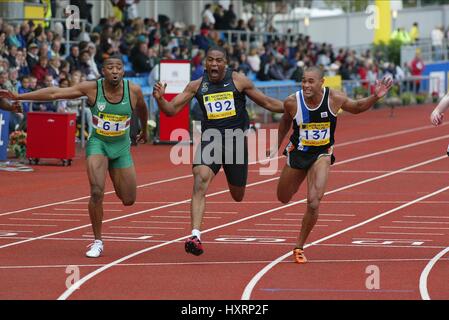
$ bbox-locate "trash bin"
[26,112,76,166]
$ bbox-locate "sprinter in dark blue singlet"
[153,46,284,256]
[275,66,393,264]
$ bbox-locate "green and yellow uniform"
[86,79,133,168]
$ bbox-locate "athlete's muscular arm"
[0,98,22,113]
[234,73,284,113]
[131,84,149,143]
[0,82,95,102]
[153,80,200,116]
[277,95,295,150]
[333,76,393,114]
[430,92,449,126]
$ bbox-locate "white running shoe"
[86,240,103,258]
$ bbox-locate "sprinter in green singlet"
[0,55,149,258]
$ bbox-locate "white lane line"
[9,218,80,222]
[284,213,355,217]
[419,246,449,300]
[58,156,448,300]
[0,174,195,217]
[131,221,190,224]
[404,216,449,219]
[331,170,449,174]
[352,237,434,242]
[367,232,445,236]
[54,208,123,212]
[86,232,165,236]
[315,243,446,249]
[241,183,449,300]
[335,123,449,147]
[393,221,449,225]
[219,235,298,239]
[3,126,448,218]
[32,213,87,217]
[6,257,449,270]
[238,227,328,233]
[380,226,449,230]
[150,215,222,219]
[271,218,343,222]
[0,223,57,227]
[109,226,185,230]
[169,210,237,214]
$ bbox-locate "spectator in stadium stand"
[6,45,17,68]
[86,42,101,78]
[194,28,213,52]
[431,25,444,61]
[47,55,61,84]
[4,24,20,48]
[17,22,31,49]
[202,3,216,28]
[247,47,261,73]
[26,43,39,71]
[0,31,7,57]
[66,44,81,72]
[410,49,425,93]
[50,39,62,58]
[130,39,152,74]
[8,67,19,92]
[222,4,237,30]
[18,76,31,114]
[79,50,97,80]
[35,74,57,112]
[410,22,420,43]
[213,4,225,30]
[32,55,49,85]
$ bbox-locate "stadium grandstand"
[0,0,448,145]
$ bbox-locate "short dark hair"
[206,46,227,60]
[304,66,324,79]
[104,53,124,64]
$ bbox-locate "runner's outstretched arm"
[0,82,92,101]
[153,80,199,116]
[0,98,22,113]
[235,73,284,113]
[336,76,393,114]
[132,85,149,143]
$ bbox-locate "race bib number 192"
[203,91,236,120]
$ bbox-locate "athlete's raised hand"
[152,82,167,100]
[431,110,444,126]
[374,76,393,99]
[11,101,22,113]
[136,130,148,144]
[0,89,18,100]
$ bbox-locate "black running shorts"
[193,134,248,187]
[285,146,335,171]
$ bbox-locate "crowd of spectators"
[0,1,441,133]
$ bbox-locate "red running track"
[0,104,449,300]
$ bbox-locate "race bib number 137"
[300,122,330,146]
[203,91,236,120]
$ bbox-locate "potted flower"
[432,91,439,103]
[9,130,27,160]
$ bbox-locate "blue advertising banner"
[0,110,10,161]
